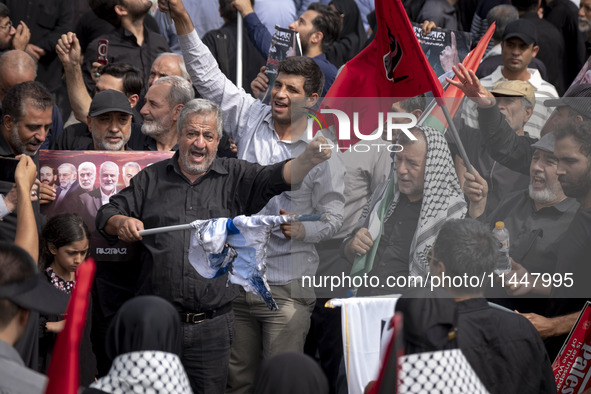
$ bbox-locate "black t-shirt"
[358,194,421,295]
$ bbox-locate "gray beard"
[529,184,560,205]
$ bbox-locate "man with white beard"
[140,75,194,151]
[78,162,97,192]
[578,0,591,58]
[51,163,79,210]
[78,161,120,217]
[122,162,141,188]
[463,133,579,313]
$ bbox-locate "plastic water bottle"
[492,221,511,276]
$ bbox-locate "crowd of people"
[1,0,591,392]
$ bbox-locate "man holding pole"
[343,125,466,289]
[157,1,345,392]
[97,98,334,393]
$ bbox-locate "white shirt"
[461,66,558,138]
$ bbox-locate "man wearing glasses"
[0,4,29,52]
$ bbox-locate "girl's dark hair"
[40,214,91,269]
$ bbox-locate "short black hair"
[554,119,591,159]
[278,56,324,97]
[510,0,538,13]
[486,5,518,43]
[89,0,123,26]
[0,3,10,19]
[2,81,53,123]
[433,219,498,295]
[219,0,255,21]
[307,3,342,51]
[0,243,37,329]
[98,62,144,97]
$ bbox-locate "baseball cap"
[0,244,68,315]
[531,133,556,154]
[544,84,591,119]
[89,89,133,117]
[502,19,538,45]
[491,80,536,107]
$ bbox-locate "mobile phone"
[97,39,109,66]
[0,157,18,183]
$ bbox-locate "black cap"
[544,84,591,118]
[0,274,69,314]
[89,89,133,117]
[503,19,538,45]
[531,133,556,153]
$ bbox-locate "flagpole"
[138,214,325,236]
[439,102,474,175]
[236,11,243,89]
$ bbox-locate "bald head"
[0,50,36,100]
[148,53,190,87]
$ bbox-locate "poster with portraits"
[553,301,591,392]
[39,150,174,263]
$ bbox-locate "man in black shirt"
[514,120,591,359]
[343,126,466,294]
[83,0,169,93]
[0,81,53,241]
[397,219,557,394]
[53,89,145,151]
[96,98,332,393]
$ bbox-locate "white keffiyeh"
[351,126,466,278]
[90,351,192,394]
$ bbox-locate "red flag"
[319,0,444,149]
[367,313,404,394]
[422,22,496,131]
[45,258,96,394]
[325,0,443,99]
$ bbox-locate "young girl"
[38,213,97,384]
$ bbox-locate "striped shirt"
[461,66,558,138]
[178,30,345,284]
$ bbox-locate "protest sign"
[553,301,591,392]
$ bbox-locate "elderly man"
[122,162,141,188]
[580,0,591,58]
[461,19,558,138]
[140,75,194,151]
[53,90,135,151]
[159,2,345,393]
[463,133,579,313]
[54,163,78,202]
[97,98,333,393]
[41,162,82,218]
[452,79,535,214]
[78,161,119,224]
[78,162,97,192]
[147,52,191,87]
[343,126,466,290]
[449,65,591,176]
[506,120,591,359]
